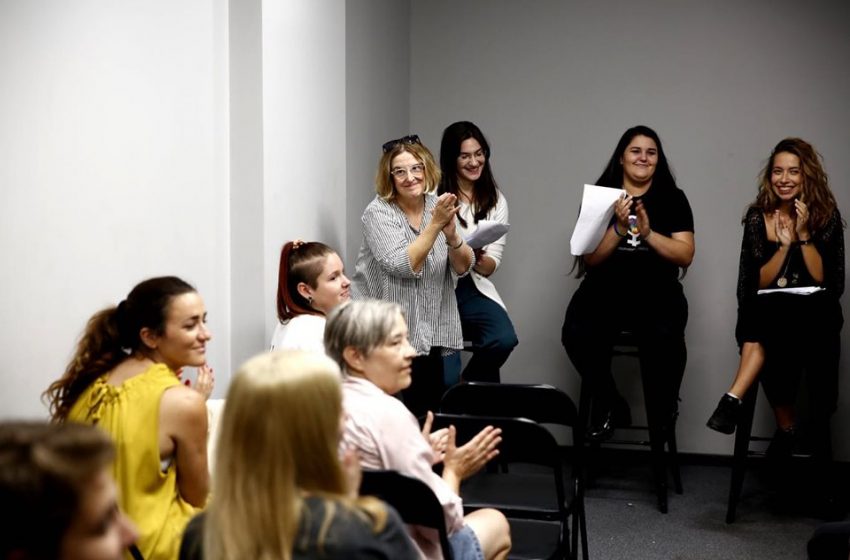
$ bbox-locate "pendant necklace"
[776,246,792,288]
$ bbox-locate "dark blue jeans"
[445,275,518,384]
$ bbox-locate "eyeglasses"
[390,164,425,180]
[382,134,421,153]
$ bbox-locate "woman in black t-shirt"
[562,125,695,442]
[707,138,844,452]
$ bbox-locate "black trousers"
[561,282,688,424]
[401,347,446,419]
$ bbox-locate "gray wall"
[345,1,411,263]
[3,0,848,460]
[409,0,850,457]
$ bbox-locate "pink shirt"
[342,376,464,560]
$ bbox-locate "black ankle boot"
[706,394,742,434]
[587,395,631,442]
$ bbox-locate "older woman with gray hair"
[325,299,511,560]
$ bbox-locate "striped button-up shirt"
[352,194,470,355]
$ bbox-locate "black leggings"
[561,283,688,423]
[746,293,843,416]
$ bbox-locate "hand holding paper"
[570,184,623,256]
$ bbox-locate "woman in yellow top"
[44,276,214,560]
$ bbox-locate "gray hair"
[324,299,405,374]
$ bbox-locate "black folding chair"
[360,469,454,560]
[440,382,588,560]
[431,412,578,560]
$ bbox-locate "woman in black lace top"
[707,138,845,450]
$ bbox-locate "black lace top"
[736,206,845,306]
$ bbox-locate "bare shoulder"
[160,385,207,422]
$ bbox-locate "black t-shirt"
[584,185,694,292]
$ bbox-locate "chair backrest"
[432,413,583,559]
[359,470,454,560]
[440,382,578,428]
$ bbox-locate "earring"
[307,296,313,304]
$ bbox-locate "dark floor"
[579,452,847,560]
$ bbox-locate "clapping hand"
[184,363,215,399]
[794,198,810,239]
[433,193,459,227]
[615,194,633,230]
[775,210,795,246]
[433,193,461,240]
[443,424,502,481]
[635,199,652,238]
[421,411,450,464]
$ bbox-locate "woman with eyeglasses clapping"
[351,135,474,417]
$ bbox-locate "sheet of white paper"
[569,184,623,256]
[464,220,509,249]
[757,286,825,295]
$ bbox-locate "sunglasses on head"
[382,134,421,153]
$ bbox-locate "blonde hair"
[375,143,441,202]
[204,351,387,560]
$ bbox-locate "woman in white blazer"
[439,121,518,383]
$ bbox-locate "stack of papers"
[569,184,623,255]
[757,286,825,295]
[464,220,509,249]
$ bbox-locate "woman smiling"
[562,125,695,442]
[44,276,214,560]
[352,135,474,416]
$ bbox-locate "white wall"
[0,0,405,418]
[0,0,231,417]
[410,0,850,457]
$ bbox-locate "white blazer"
[457,190,508,310]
